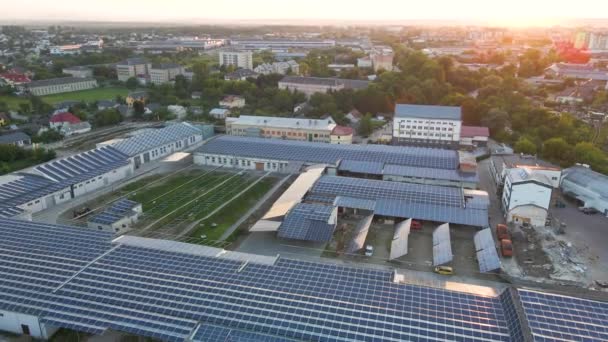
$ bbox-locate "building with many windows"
[393,104,462,148]
[225,115,348,143]
[62,66,93,78]
[149,63,184,85]
[218,50,253,70]
[26,77,97,96]
[115,58,151,82]
[501,168,553,227]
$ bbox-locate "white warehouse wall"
[72,163,134,198]
[194,153,290,172]
[0,311,56,339]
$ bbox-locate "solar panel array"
[518,289,608,341]
[309,176,489,227]
[338,159,385,175]
[333,196,376,211]
[3,218,607,342]
[198,135,459,169]
[35,146,129,185]
[383,163,479,183]
[113,122,201,157]
[474,228,501,272]
[88,199,140,226]
[277,203,336,242]
[346,214,374,253]
[432,224,453,266]
[0,173,68,215]
[390,219,411,260]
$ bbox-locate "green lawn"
[0,86,130,110]
[190,178,275,241]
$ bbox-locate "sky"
[4,0,608,26]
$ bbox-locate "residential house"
[346,109,362,123]
[126,91,148,108]
[0,112,9,126]
[149,63,184,85]
[115,58,151,82]
[0,131,31,146]
[191,91,202,99]
[460,126,490,148]
[219,95,246,109]
[253,60,299,75]
[97,100,118,111]
[219,50,253,70]
[49,112,81,130]
[330,125,354,144]
[224,69,259,81]
[209,108,230,119]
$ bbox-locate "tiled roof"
[461,126,490,137]
[50,112,81,124]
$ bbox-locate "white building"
[50,44,82,55]
[502,168,553,227]
[116,58,151,82]
[87,199,143,234]
[393,104,462,148]
[149,63,184,85]
[110,123,202,168]
[561,165,608,216]
[219,95,246,109]
[357,56,373,68]
[254,60,299,75]
[219,50,253,70]
[62,66,93,78]
[490,155,562,188]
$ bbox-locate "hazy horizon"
[3,0,608,27]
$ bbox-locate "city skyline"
[2,0,608,27]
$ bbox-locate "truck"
[411,220,422,230]
[496,224,509,240]
[500,239,513,257]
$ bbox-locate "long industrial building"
[1,218,606,342]
[194,136,478,188]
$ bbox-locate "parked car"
[411,220,422,230]
[579,207,598,215]
[496,224,509,240]
[364,245,374,257]
[500,239,513,257]
[433,266,454,275]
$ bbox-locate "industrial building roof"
[310,176,489,227]
[28,77,96,88]
[112,122,201,157]
[2,218,606,341]
[0,173,68,216]
[34,146,130,186]
[227,115,337,131]
[197,136,460,170]
[491,155,560,175]
[395,104,462,120]
[340,160,479,183]
[88,199,140,225]
[562,166,608,199]
[461,125,490,138]
[279,76,370,89]
[277,203,336,242]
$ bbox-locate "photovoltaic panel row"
[433,223,450,246]
[432,224,452,266]
[338,159,385,175]
[518,289,608,342]
[384,163,479,183]
[374,199,489,227]
[390,219,411,260]
[0,173,67,208]
[198,135,459,169]
[474,228,501,272]
[277,203,336,242]
[333,196,376,211]
[112,122,201,157]
[191,323,291,342]
[474,228,495,251]
[346,214,374,253]
[311,176,465,208]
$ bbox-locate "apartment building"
[226,115,350,143]
[149,63,184,85]
[27,77,97,96]
[219,50,253,70]
[393,104,462,148]
[115,58,151,82]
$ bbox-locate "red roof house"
[0,73,31,85]
[50,112,81,128]
[461,126,490,138]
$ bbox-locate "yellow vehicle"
[433,266,454,275]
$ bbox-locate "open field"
[0,87,130,110]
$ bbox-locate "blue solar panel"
[278,203,336,242]
[112,123,201,157]
[518,289,608,342]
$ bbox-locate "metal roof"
[112,123,201,157]
[0,131,30,144]
[346,214,374,253]
[277,203,336,242]
[390,219,411,260]
[88,199,140,225]
[198,136,459,170]
[34,146,130,185]
[0,173,68,210]
[395,104,462,120]
[432,223,453,266]
[474,228,501,273]
[28,77,96,88]
[2,218,607,342]
[562,166,608,200]
[228,115,336,131]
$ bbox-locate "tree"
[358,113,373,137]
[542,137,573,166]
[573,142,608,174]
[125,77,138,90]
[481,108,509,134]
[132,101,145,118]
[94,109,122,127]
[18,102,31,114]
[514,137,537,155]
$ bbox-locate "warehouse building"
[32,146,133,198]
[87,199,142,234]
[0,173,71,218]
[502,168,553,227]
[110,122,203,168]
[62,66,93,78]
[26,77,97,96]
[561,165,608,216]
[194,136,478,188]
[4,217,606,342]
[226,115,353,144]
[278,76,369,97]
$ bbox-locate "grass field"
[0,86,130,110]
[126,169,276,243]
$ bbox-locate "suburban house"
[460,125,490,149]
[224,69,259,81]
[126,91,148,108]
[219,95,246,109]
[62,66,93,78]
[0,132,31,146]
[116,58,151,82]
[210,108,230,119]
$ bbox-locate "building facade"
[561,165,608,216]
[149,63,184,85]
[226,115,339,143]
[393,104,462,148]
[116,58,151,82]
[502,168,553,227]
[219,50,253,70]
[278,76,344,97]
[62,66,93,78]
[27,77,97,96]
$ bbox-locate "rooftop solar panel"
[346,213,374,253]
[277,203,336,242]
[4,217,606,342]
[390,219,411,260]
[474,228,501,272]
[112,123,201,157]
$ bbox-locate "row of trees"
[0,145,56,175]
